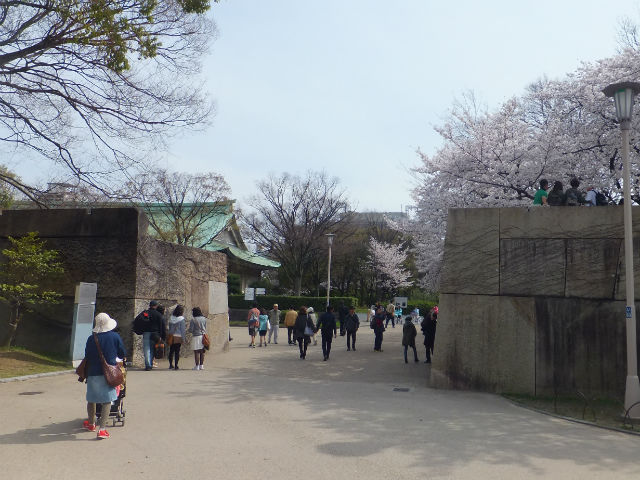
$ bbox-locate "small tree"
[0,232,64,347]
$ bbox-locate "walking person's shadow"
[0,418,96,444]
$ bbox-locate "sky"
[18,0,640,212]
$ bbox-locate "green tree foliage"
[0,233,64,347]
[0,0,217,202]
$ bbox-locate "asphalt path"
[1,326,639,479]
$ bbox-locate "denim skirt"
[86,375,117,404]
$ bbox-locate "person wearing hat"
[133,300,166,371]
[82,312,126,439]
[267,304,280,344]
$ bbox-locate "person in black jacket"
[343,306,360,351]
[316,305,337,361]
[293,306,314,359]
[421,310,437,364]
[372,306,386,352]
[134,300,166,371]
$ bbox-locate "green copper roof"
[203,240,280,268]
[141,202,234,243]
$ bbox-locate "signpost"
[70,282,97,366]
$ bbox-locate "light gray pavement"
[1,326,639,479]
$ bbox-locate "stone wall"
[0,208,228,363]
[438,206,640,397]
[130,236,228,366]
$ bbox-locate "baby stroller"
[96,362,126,427]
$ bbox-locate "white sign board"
[209,281,228,314]
[394,296,408,308]
[244,288,255,301]
[255,288,266,295]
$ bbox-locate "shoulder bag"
[202,325,210,350]
[93,333,124,388]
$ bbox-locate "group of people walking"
[246,301,438,365]
[249,303,360,360]
[133,300,211,371]
[401,309,438,364]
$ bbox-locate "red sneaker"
[83,421,96,431]
[96,430,110,439]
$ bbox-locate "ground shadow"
[170,328,640,477]
[0,418,98,444]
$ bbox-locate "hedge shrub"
[405,301,438,317]
[228,295,359,313]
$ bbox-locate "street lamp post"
[604,81,640,417]
[326,233,335,307]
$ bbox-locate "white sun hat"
[93,312,117,333]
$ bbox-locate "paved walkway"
[1,326,639,479]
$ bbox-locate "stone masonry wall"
[130,235,228,367]
[0,208,229,364]
[437,206,640,397]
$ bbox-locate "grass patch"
[0,347,71,379]
[502,392,638,431]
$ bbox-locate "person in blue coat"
[83,312,126,439]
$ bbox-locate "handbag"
[75,358,88,383]
[93,333,124,388]
[167,334,174,346]
[202,333,210,350]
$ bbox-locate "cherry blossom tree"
[410,46,640,289]
[367,237,412,300]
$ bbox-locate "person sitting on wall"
[563,178,586,206]
[533,179,549,206]
[547,181,565,206]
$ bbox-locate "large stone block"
[440,208,499,295]
[566,239,620,299]
[534,297,631,397]
[613,237,640,301]
[499,206,632,239]
[500,239,565,296]
[435,293,535,394]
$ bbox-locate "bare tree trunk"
[2,303,20,348]
[294,277,302,297]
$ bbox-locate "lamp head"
[326,233,335,246]
[603,81,640,124]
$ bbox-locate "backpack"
[154,340,165,359]
[595,191,608,206]
[248,311,259,327]
[565,188,579,206]
[133,309,150,335]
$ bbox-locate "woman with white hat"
[82,312,126,439]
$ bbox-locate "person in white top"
[307,307,318,345]
[585,187,597,206]
[167,304,186,369]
